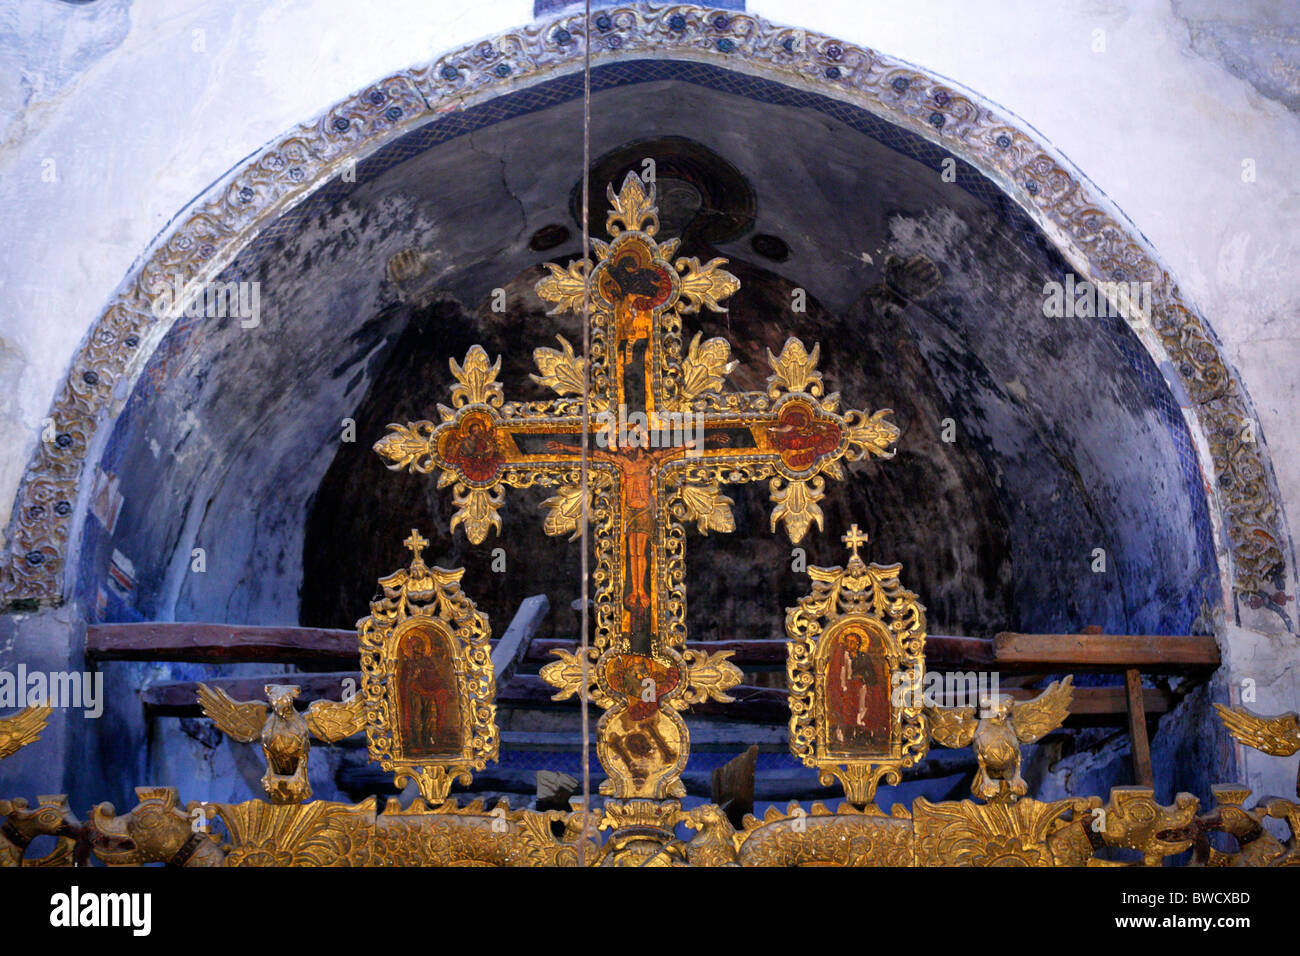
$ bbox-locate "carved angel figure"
[196,683,366,804]
[1215,704,1300,796]
[0,701,52,760]
[926,677,1073,802]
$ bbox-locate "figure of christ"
[547,425,695,655]
[606,252,672,418]
[826,629,890,754]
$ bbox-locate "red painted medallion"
[438,410,507,483]
[767,400,842,471]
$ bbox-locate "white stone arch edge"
[2,3,1289,634]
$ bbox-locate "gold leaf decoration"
[676,257,740,313]
[303,695,368,743]
[605,171,658,236]
[373,421,438,473]
[676,649,743,707]
[536,260,590,316]
[679,482,735,535]
[1214,704,1300,757]
[449,484,504,544]
[450,346,504,408]
[0,701,53,760]
[844,408,901,459]
[679,332,738,404]
[540,482,591,540]
[530,335,587,397]
[539,646,610,708]
[766,338,824,398]
[769,475,825,543]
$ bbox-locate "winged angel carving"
[927,677,1074,802]
[0,702,52,761]
[197,683,366,804]
[1215,704,1300,795]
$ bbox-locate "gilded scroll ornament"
[358,529,497,805]
[912,796,1095,866]
[786,524,927,805]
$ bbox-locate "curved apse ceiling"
[79,62,1219,642]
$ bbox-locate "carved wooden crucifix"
[374,172,899,799]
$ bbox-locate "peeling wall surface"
[1,0,1299,808]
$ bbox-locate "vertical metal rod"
[577,0,593,869]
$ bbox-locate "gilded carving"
[357,529,497,805]
[197,683,366,804]
[376,174,897,804]
[786,525,927,805]
[926,678,1074,802]
[0,702,52,760]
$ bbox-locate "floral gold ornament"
[912,796,1096,867]
[785,524,927,805]
[357,529,497,805]
[376,173,897,804]
[13,705,1300,864]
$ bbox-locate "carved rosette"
[357,532,497,805]
[786,529,928,805]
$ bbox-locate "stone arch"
[2,3,1288,628]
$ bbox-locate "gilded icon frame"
[358,533,497,804]
[786,529,928,805]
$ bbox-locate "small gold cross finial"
[403,529,429,559]
[842,524,868,559]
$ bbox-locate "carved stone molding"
[3,2,1287,608]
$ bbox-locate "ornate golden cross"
[841,523,869,559]
[402,528,429,558]
[375,173,900,799]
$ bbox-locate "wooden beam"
[90,624,1219,680]
[143,671,1172,727]
[490,595,549,685]
[528,635,997,669]
[993,631,1219,673]
[86,623,358,664]
[1125,668,1155,787]
[90,624,1001,669]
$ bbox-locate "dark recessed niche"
[750,233,791,261]
[571,135,756,244]
[528,223,571,251]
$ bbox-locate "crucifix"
[375,172,900,800]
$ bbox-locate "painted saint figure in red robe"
[825,625,891,756]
